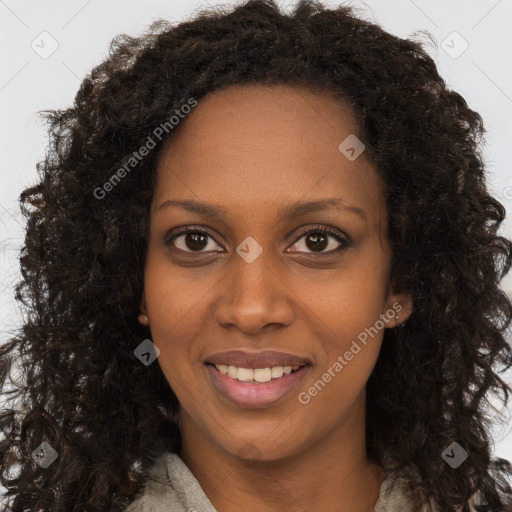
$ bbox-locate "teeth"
[214,364,302,382]
[227,365,238,379]
[237,367,254,382]
[271,366,283,379]
[253,368,272,382]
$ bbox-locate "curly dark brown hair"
[1,0,511,510]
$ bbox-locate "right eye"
[164,227,224,253]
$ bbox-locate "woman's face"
[141,84,412,461]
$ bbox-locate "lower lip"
[205,363,310,408]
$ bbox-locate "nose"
[213,250,295,335]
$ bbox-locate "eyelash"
[164,224,349,255]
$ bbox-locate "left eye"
[165,226,348,254]
[289,227,348,254]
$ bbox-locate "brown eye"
[288,226,349,254]
[164,225,349,255]
[165,228,223,253]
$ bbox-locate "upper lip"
[205,350,312,369]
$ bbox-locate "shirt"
[124,451,486,511]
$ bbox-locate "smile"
[205,362,310,408]
[213,363,303,382]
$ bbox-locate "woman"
[1,1,511,510]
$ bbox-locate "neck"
[179,394,383,512]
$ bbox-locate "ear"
[138,294,149,326]
[385,284,413,328]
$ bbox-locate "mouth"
[206,362,306,382]
[204,361,311,408]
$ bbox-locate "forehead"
[159,84,362,165]
[152,84,386,230]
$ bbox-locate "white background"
[1,0,511,492]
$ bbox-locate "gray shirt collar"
[125,451,482,511]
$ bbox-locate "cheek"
[296,299,386,425]
[296,252,390,406]
[142,253,204,387]
[143,243,216,341]
[144,250,203,322]
[310,256,391,346]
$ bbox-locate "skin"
[139,84,413,512]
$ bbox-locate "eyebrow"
[155,198,367,222]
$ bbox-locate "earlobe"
[388,288,413,328]
[138,295,149,326]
